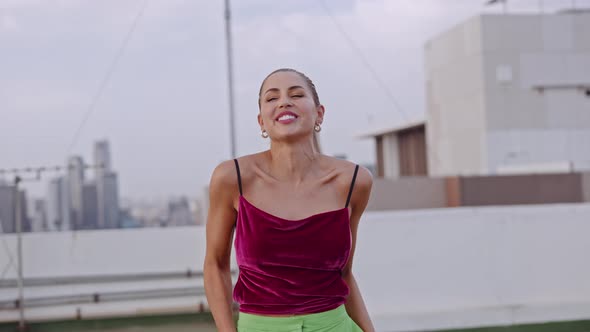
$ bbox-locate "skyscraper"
[29,199,47,232]
[94,140,111,175]
[47,176,71,231]
[102,172,120,229]
[0,184,15,233]
[67,156,85,230]
[166,197,193,227]
[82,182,98,230]
[0,183,30,233]
[94,140,120,229]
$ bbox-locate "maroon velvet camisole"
[232,159,360,315]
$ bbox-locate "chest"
[242,181,346,221]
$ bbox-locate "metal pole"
[14,176,25,330]
[224,0,237,159]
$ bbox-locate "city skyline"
[42,140,121,231]
[0,139,203,233]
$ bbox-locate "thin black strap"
[233,159,243,196]
[345,165,359,208]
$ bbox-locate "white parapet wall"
[0,226,217,323]
[1,203,589,331]
[0,226,210,278]
[357,203,590,331]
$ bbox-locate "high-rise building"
[0,184,30,233]
[94,140,111,173]
[0,184,15,233]
[166,197,193,227]
[102,172,120,229]
[67,156,85,230]
[29,199,47,232]
[94,140,120,229]
[82,182,98,230]
[47,176,71,231]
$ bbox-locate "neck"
[267,138,319,183]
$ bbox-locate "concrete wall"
[425,15,487,177]
[481,13,590,174]
[2,204,590,331]
[0,226,214,323]
[358,203,590,331]
[425,12,590,177]
[0,226,211,278]
[367,177,447,211]
[583,172,590,202]
[368,173,588,211]
[459,173,584,206]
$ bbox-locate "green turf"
[434,319,590,332]
[0,312,216,332]
[1,315,589,332]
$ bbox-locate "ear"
[257,113,264,130]
[316,105,325,125]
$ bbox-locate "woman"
[204,68,375,332]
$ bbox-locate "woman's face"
[258,71,324,142]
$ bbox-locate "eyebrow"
[263,85,305,95]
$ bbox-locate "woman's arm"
[204,161,239,332]
[343,166,375,332]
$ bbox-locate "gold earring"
[314,124,321,132]
[261,130,269,138]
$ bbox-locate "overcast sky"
[1,0,586,201]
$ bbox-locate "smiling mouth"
[276,114,297,121]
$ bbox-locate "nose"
[278,95,293,108]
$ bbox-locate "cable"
[316,0,445,171]
[66,0,149,155]
[317,0,410,123]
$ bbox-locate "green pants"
[237,305,363,332]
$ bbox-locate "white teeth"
[278,114,296,121]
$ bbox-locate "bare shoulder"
[348,163,372,206]
[320,156,373,210]
[208,160,240,211]
[321,156,372,187]
[233,151,267,182]
[210,159,238,190]
[353,164,373,194]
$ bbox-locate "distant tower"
[67,156,85,230]
[94,140,111,174]
[0,184,16,233]
[94,140,120,229]
[47,176,70,231]
[29,199,47,232]
[82,182,98,229]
